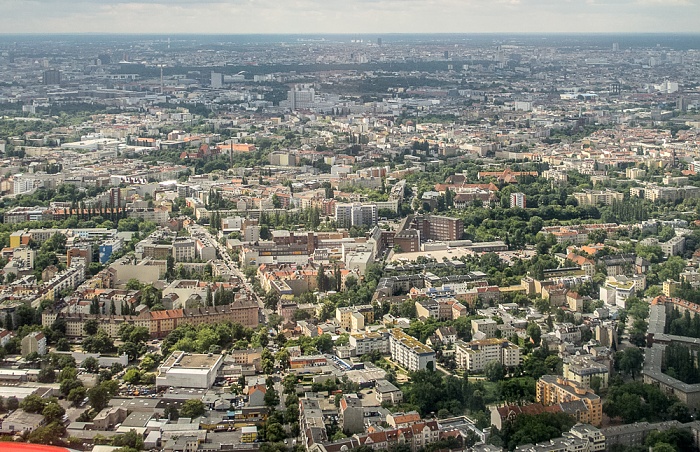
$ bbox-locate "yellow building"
[536,375,603,427]
[241,426,258,443]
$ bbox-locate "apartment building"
[349,331,390,356]
[572,190,624,206]
[536,376,603,427]
[410,214,464,242]
[43,296,259,338]
[455,338,520,372]
[335,203,378,229]
[471,318,498,339]
[510,192,527,208]
[389,329,436,372]
[172,238,196,262]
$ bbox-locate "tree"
[164,404,179,421]
[123,368,141,384]
[83,319,99,336]
[83,356,99,373]
[264,385,280,408]
[527,322,541,346]
[88,385,110,412]
[266,421,286,442]
[38,366,56,383]
[20,394,47,413]
[112,430,144,450]
[27,422,66,445]
[275,349,290,370]
[180,399,205,419]
[56,338,70,351]
[484,360,506,382]
[67,386,87,406]
[42,401,65,423]
[261,348,275,375]
[125,279,142,291]
[617,347,644,380]
[5,396,18,412]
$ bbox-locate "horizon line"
[1,32,700,36]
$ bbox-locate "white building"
[156,351,224,389]
[510,192,526,209]
[335,203,378,229]
[389,329,436,371]
[350,332,389,356]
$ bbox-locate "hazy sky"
[1,0,699,34]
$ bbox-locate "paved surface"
[200,227,268,325]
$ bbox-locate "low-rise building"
[156,351,224,389]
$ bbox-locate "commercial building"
[389,329,436,371]
[99,238,123,264]
[156,351,224,389]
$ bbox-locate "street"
[198,226,268,325]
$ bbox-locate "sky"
[0,0,699,34]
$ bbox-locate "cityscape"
[0,30,698,452]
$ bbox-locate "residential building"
[563,356,610,390]
[389,329,436,371]
[536,376,603,427]
[455,338,520,372]
[350,332,390,356]
[573,190,623,206]
[471,318,498,339]
[510,192,526,208]
[21,331,46,356]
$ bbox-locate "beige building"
[455,338,520,372]
[573,190,624,206]
[536,375,603,427]
[563,356,610,390]
[471,318,498,339]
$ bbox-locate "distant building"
[510,192,526,208]
[42,69,61,85]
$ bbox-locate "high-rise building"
[42,69,61,85]
[335,203,378,229]
[211,71,223,89]
[287,86,315,110]
[510,192,526,208]
[109,187,121,209]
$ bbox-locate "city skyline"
[1,0,699,35]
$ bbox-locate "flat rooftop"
[162,351,222,369]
